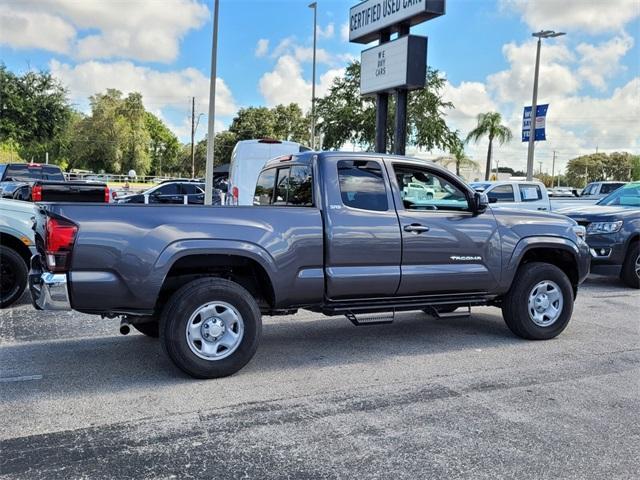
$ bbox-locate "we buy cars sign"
[349,0,445,44]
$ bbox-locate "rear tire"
[0,246,28,309]
[620,242,640,289]
[160,277,262,379]
[502,262,573,340]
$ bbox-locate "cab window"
[254,168,276,205]
[337,160,388,212]
[393,165,469,212]
[488,184,514,202]
[273,168,290,205]
[519,184,542,202]
[288,165,313,206]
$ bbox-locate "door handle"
[404,223,430,233]
[537,207,548,211]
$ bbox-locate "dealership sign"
[360,35,427,96]
[349,0,446,44]
[522,104,549,142]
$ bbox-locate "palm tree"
[436,132,479,177]
[466,112,512,181]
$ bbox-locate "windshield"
[1,164,64,182]
[597,183,640,207]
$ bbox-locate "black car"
[560,182,640,288]
[118,180,221,205]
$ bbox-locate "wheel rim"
[185,301,244,361]
[527,280,563,327]
[0,257,18,297]
[635,253,640,280]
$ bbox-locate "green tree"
[229,104,309,144]
[565,152,638,187]
[272,104,310,143]
[315,61,454,152]
[213,131,239,166]
[465,112,513,181]
[0,64,72,161]
[435,132,479,177]
[145,112,180,176]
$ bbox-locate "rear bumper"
[28,256,71,310]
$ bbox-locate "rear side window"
[254,168,276,205]
[288,165,313,206]
[488,184,515,202]
[520,184,543,202]
[156,183,180,195]
[600,183,624,194]
[273,168,290,205]
[337,160,388,211]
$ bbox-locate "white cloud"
[442,81,498,135]
[50,60,237,118]
[487,40,578,104]
[577,34,634,90]
[0,6,75,54]
[502,0,640,34]
[258,55,342,110]
[2,0,209,63]
[317,23,335,39]
[255,38,269,58]
[340,22,350,42]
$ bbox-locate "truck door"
[321,156,402,299]
[387,161,501,295]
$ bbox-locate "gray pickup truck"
[29,152,590,378]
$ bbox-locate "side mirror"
[473,192,489,214]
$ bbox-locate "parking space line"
[0,374,43,383]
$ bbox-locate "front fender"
[500,236,590,293]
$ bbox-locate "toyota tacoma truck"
[29,152,590,378]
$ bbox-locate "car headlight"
[587,221,623,235]
[572,225,586,241]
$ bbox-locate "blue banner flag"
[522,104,549,142]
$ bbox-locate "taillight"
[232,186,239,201]
[105,186,111,203]
[111,189,118,201]
[32,185,42,202]
[45,217,78,272]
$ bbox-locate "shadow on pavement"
[0,310,523,399]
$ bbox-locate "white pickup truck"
[470,181,551,212]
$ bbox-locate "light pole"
[526,30,565,181]
[309,2,317,150]
[204,0,220,205]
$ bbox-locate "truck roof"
[262,150,439,170]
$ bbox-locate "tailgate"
[37,181,108,202]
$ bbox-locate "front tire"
[620,242,640,289]
[502,262,574,340]
[160,277,262,379]
[0,246,28,309]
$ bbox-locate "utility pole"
[191,96,196,179]
[309,2,317,150]
[551,150,556,187]
[526,30,566,181]
[204,0,220,205]
[538,161,543,175]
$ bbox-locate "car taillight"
[105,186,111,203]
[32,185,42,202]
[232,186,239,201]
[111,189,118,201]
[45,217,78,272]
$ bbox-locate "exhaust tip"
[119,324,130,335]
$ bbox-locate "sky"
[1,0,639,174]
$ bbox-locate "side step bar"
[346,311,395,326]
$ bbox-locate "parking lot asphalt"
[0,276,638,479]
